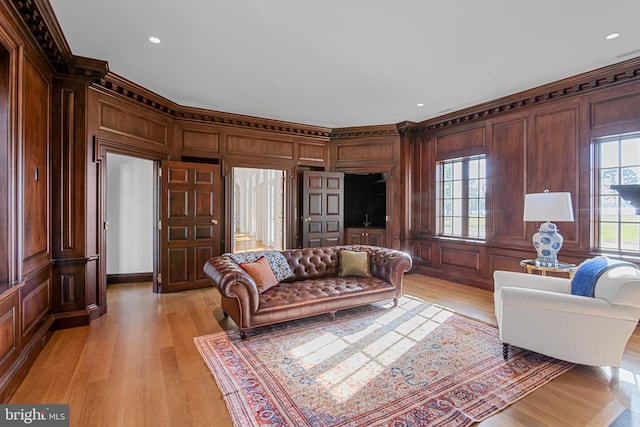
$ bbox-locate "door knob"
[211,219,218,225]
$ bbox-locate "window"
[438,155,486,239]
[595,134,640,252]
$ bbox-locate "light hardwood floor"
[9,274,640,426]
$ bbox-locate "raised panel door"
[302,171,344,248]
[160,161,221,292]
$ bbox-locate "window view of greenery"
[440,156,486,239]
[597,134,640,252]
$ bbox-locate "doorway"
[232,167,286,253]
[105,153,154,283]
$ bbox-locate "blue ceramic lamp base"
[532,221,564,267]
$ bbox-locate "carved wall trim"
[11,0,69,70]
[94,136,168,163]
[411,56,640,134]
[331,124,399,139]
[96,73,332,138]
[177,107,331,137]
[10,0,107,81]
[97,74,178,116]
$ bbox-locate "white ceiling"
[49,0,640,129]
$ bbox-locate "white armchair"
[494,266,640,368]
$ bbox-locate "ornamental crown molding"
[97,73,179,116]
[12,0,108,81]
[330,124,400,139]
[97,72,332,139]
[410,56,640,134]
[176,107,332,138]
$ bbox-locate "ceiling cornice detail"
[411,56,640,134]
[176,108,332,138]
[330,125,400,139]
[98,74,179,115]
[97,73,332,138]
[12,0,107,80]
[12,0,69,70]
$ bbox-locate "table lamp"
[523,190,574,267]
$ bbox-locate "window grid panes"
[439,156,486,239]
[596,134,640,252]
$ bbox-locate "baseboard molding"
[54,310,90,330]
[107,272,153,284]
[0,315,55,402]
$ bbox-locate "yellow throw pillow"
[339,249,371,277]
[239,256,279,293]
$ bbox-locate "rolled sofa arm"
[499,286,640,320]
[366,246,413,288]
[203,256,260,312]
[493,270,571,294]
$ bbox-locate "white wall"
[106,153,154,274]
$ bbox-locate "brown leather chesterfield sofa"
[203,245,412,339]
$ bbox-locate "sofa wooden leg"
[329,311,336,321]
[222,310,229,318]
[240,330,248,340]
[393,297,399,307]
[611,366,620,382]
[502,343,509,360]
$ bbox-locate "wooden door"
[366,230,383,246]
[344,227,384,246]
[345,228,365,245]
[302,171,344,248]
[159,161,221,293]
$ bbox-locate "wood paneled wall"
[90,74,331,166]
[0,0,57,402]
[330,125,404,249]
[51,77,88,320]
[0,0,109,400]
[0,34,11,287]
[408,59,640,290]
[22,57,51,274]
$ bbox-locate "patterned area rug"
[195,296,574,426]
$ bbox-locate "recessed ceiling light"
[149,36,161,44]
[606,33,620,40]
[416,103,424,107]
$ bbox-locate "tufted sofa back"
[279,245,408,282]
[281,246,342,280]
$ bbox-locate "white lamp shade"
[523,192,574,222]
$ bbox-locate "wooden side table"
[520,259,578,278]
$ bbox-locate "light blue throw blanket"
[571,257,639,297]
